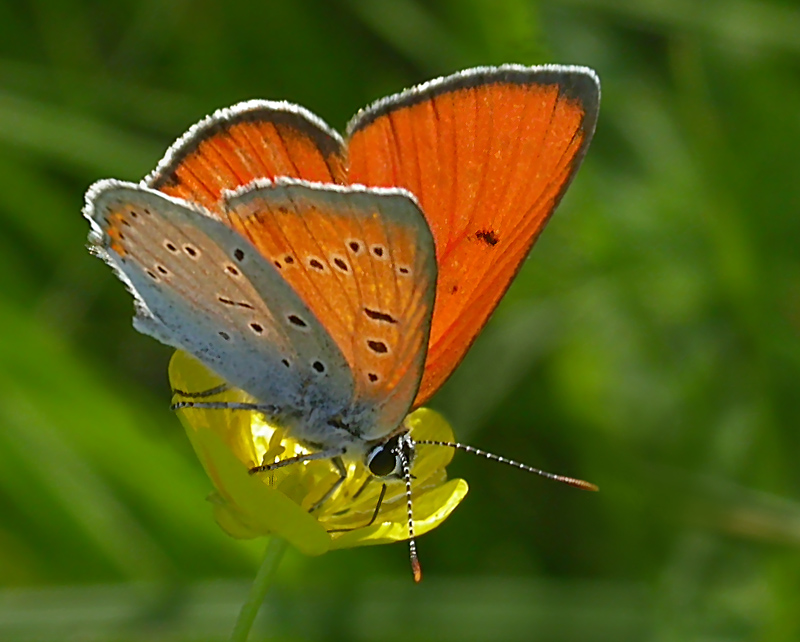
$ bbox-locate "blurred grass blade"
[0,91,161,178]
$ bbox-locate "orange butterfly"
[84,64,600,580]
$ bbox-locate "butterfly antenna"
[414,439,598,491]
[399,449,422,583]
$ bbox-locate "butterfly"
[83,64,600,580]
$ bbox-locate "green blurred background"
[1,0,799,640]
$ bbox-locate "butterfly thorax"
[272,396,395,459]
[272,394,416,478]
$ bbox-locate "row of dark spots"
[306,255,351,274]
[270,245,402,274]
[117,208,150,240]
[206,350,322,375]
[272,255,295,270]
[276,357,324,374]
[273,254,355,274]
[218,325,278,339]
[128,206,151,219]
[163,239,200,258]
[113,216,129,241]
[347,239,387,260]
[218,321,262,340]
[218,323,265,338]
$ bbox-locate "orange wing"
[143,66,599,409]
[345,65,600,406]
[145,100,347,211]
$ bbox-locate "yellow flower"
[168,351,468,556]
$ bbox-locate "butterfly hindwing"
[83,179,354,413]
[222,178,437,439]
[346,64,600,405]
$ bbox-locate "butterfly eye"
[366,443,400,478]
[366,433,415,478]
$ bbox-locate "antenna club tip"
[412,558,423,583]
[556,475,598,491]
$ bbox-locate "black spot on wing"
[287,314,308,328]
[367,339,388,354]
[364,308,397,324]
[475,229,499,246]
[219,297,255,310]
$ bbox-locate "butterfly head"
[365,431,415,480]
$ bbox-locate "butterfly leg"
[171,384,230,398]
[249,447,346,474]
[328,483,387,533]
[170,400,279,413]
[308,456,348,513]
[352,476,372,500]
[250,451,349,513]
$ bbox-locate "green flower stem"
[230,536,289,642]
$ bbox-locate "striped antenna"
[399,447,422,582]
[414,439,598,492]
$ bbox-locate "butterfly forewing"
[128,65,598,409]
[346,65,600,405]
[146,101,347,212]
[222,179,437,438]
[84,180,354,413]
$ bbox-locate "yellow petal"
[170,352,330,555]
[329,478,469,549]
[169,350,468,553]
